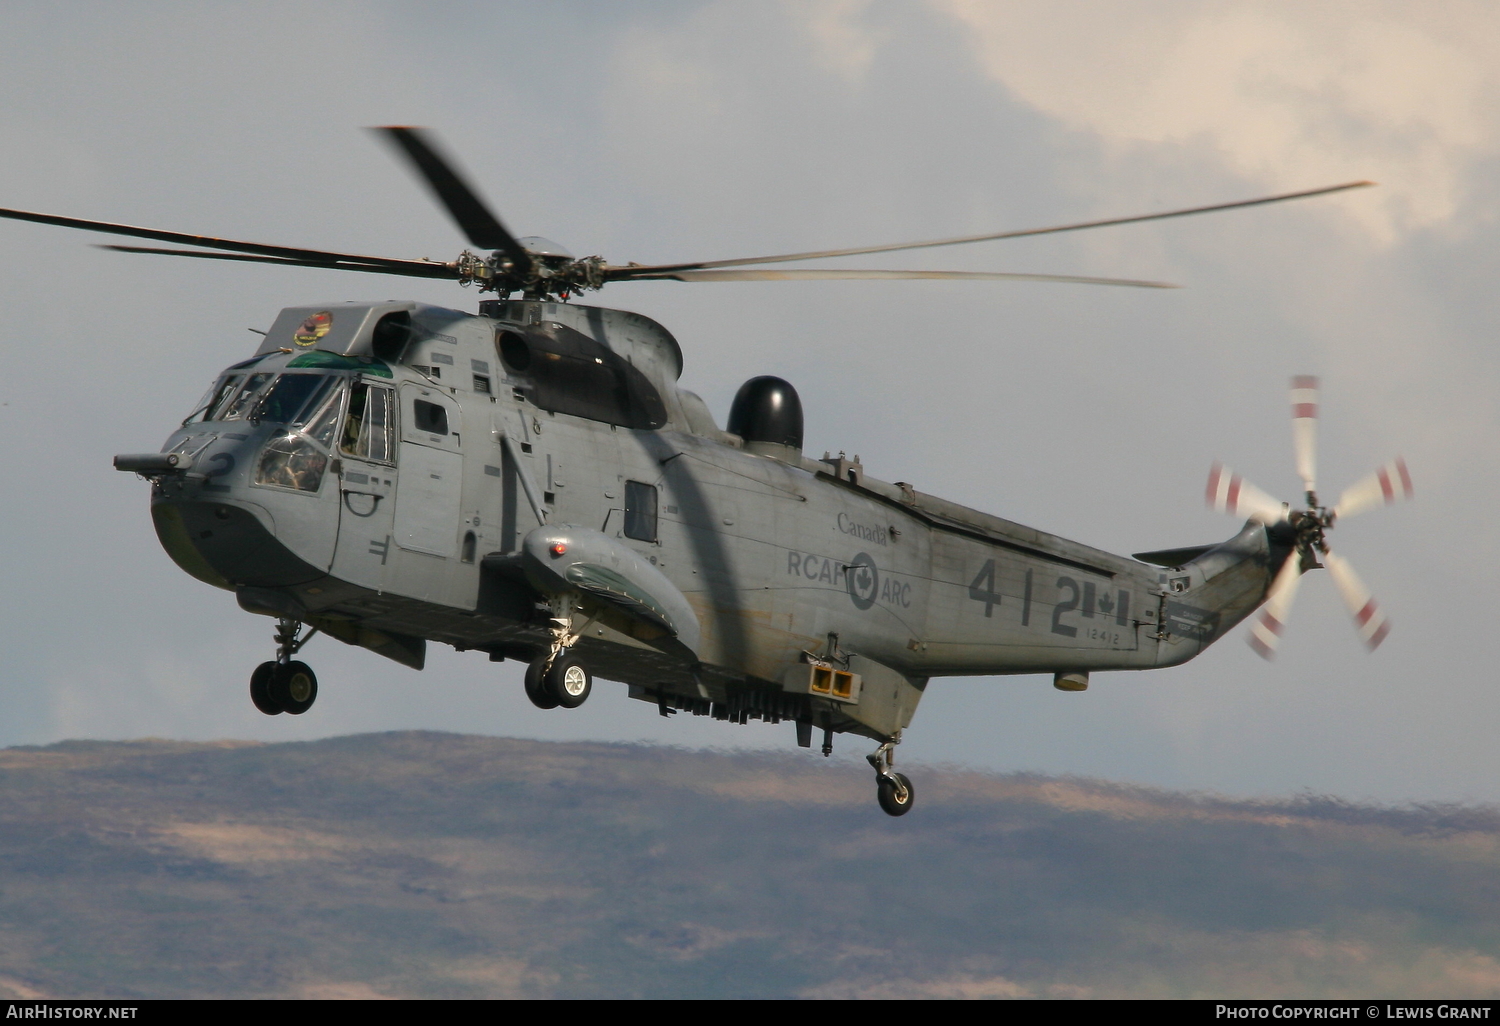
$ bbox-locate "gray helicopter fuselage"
[146,299,1290,743]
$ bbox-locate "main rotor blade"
[613,267,1177,288]
[625,181,1376,275]
[1206,462,1287,524]
[1247,553,1303,660]
[375,126,533,274]
[1290,375,1319,500]
[0,206,431,268]
[98,245,459,279]
[1332,457,1413,520]
[1323,551,1391,651]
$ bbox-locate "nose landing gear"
[250,617,319,716]
[868,738,915,817]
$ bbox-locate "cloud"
[784,0,891,85]
[935,1,1500,241]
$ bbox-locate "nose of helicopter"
[151,497,323,591]
[140,429,327,591]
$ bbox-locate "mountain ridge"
[0,731,1496,999]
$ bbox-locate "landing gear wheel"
[524,657,560,710]
[270,661,318,715]
[546,654,592,709]
[250,661,282,716]
[877,772,915,817]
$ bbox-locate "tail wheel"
[877,773,915,817]
[524,657,560,710]
[271,661,318,715]
[250,661,282,716]
[546,654,592,709]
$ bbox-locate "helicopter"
[0,128,1408,816]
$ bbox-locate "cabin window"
[412,399,449,435]
[624,481,658,543]
[461,531,477,564]
[340,383,395,463]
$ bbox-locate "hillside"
[0,733,1496,999]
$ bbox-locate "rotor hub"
[1289,506,1333,568]
[458,249,609,300]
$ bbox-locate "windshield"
[186,371,345,425]
[251,377,348,494]
[252,373,340,425]
[184,379,224,425]
[218,372,275,420]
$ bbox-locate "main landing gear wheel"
[271,660,318,715]
[250,662,281,716]
[546,654,592,709]
[524,657,561,710]
[877,773,915,817]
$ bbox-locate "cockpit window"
[253,373,338,426]
[251,377,349,494]
[255,434,328,492]
[301,380,347,448]
[220,372,274,421]
[340,382,395,463]
[184,375,235,425]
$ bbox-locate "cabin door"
[392,385,463,558]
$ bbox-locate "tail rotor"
[1205,462,1287,524]
[1324,551,1392,651]
[1246,555,1304,660]
[1206,376,1410,658]
[1290,374,1319,505]
[1332,457,1415,521]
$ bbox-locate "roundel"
[293,311,333,347]
[846,552,879,611]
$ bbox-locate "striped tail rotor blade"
[1332,457,1413,520]
[1290,375,1319,498]
[1206,462,1287,523]
[1323,551,1391,651]
[1247,553,1303,660]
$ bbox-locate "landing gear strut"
[522,603,593,710]
[868,737,914,817]
[250,617,319,716]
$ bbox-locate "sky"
[0,0,1496,806]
